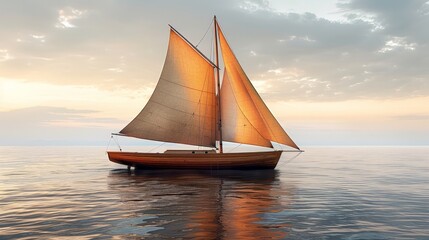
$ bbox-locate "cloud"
[56,7,86,29]
[338,0,429,43]
[0,0,428,101]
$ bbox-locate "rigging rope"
[196,19,214,48]
[112,135,122,151]
[227,143,242,153]
[105,135,113,153]
[210,24,214,61]
[273,141,284,151]
[148,142,166,153]
[277,152,302,168]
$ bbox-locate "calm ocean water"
[0,146,428,239]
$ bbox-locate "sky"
[0,0,428,146]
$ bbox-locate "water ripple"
[0,146,428,239]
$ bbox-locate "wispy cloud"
[56,7,86,29]
[0,49,13,62]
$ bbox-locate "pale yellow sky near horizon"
[2,77,428,131]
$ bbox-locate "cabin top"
[164,150,217,154]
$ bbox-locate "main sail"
[217,23,300,150]
[120,28,217,147]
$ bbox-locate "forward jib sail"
[217,24,299,150]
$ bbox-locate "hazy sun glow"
[0,78,152,120]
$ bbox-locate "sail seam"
[127,117,214,147]
[159,77,215,94]
[133,107,212,127]
[155,88,216,105]
[147,100,215,119]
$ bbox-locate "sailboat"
[107,16,301,170]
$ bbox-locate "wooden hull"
[107,151,282,170]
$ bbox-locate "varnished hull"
[107,151,282,170]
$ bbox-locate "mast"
[214,15,223,153]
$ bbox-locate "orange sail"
[217,23,299,149]
[120,28,217,147]
[220,71,273,147]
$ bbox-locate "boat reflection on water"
[107,169,294,239]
